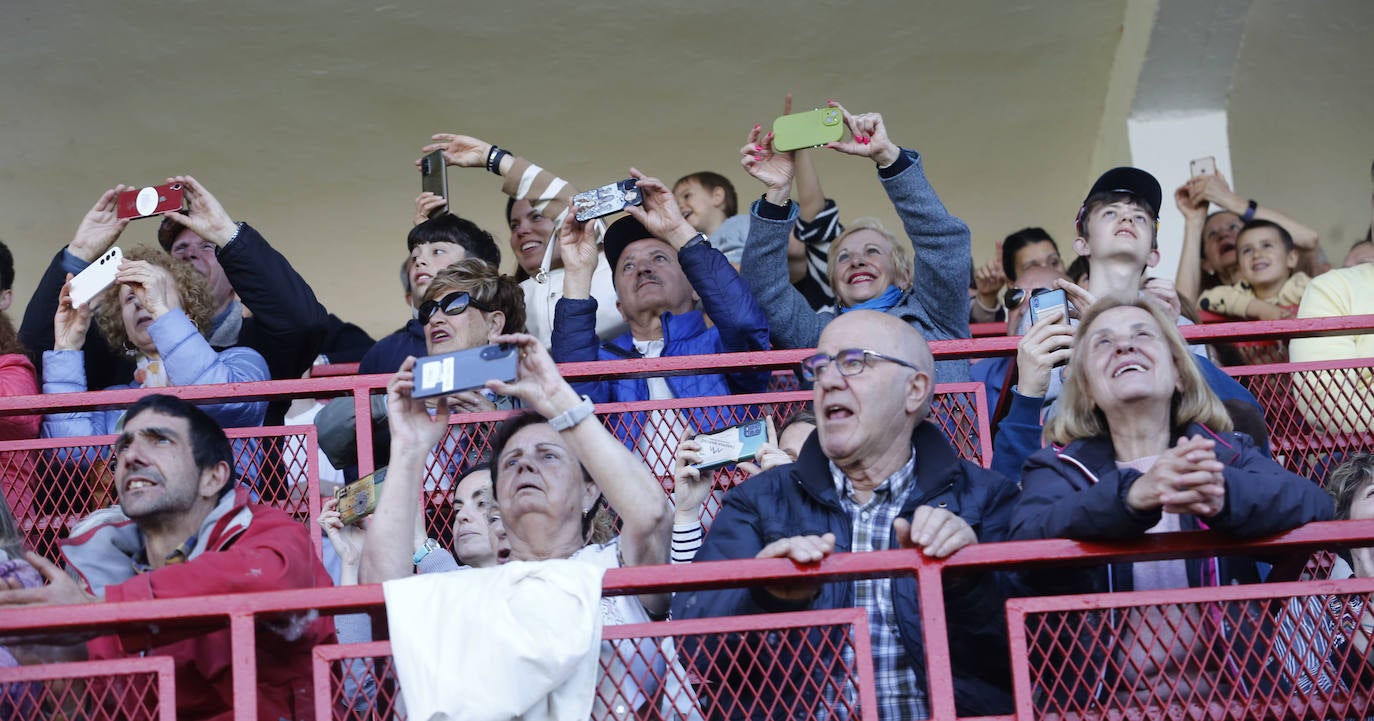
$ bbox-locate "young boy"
[1199,220,1311,320]
[673,171,750,264]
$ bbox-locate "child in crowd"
[1199,220,1310,320]
[673,171,750,265]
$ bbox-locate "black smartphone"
[572,179,642,222]
[1028,288,1069,325]
[420,149,449,218]
[412,343,519,399]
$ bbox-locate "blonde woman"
[1010,298,1331,707]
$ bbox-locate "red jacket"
[0,353,40,521]
[62,488,335,721]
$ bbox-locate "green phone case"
[772,107,845,152]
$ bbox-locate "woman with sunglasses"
[316,258,526,472]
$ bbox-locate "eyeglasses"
[417,291,493,325]
[1003,286,1052,311]
[799,348,921,382]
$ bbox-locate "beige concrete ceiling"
[2,1,1371,339]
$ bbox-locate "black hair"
[1065,255,1091,285]
[407,214,501,268]
[1001,227,1056,282]
[1236,219,1294,251]
[0,240,13,291]
[123,394,237,494]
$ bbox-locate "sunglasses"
[1003,286,1054,311]
[417,291,493,325]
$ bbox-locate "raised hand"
[386,356,452,454]
[485,333,583,421]
[1175,178,1208,224]
[739,123,795,202]
[53,276,95,352]
[824,101,900,167]
[671,438,712,523]
[419,134,492,169]
[974,254,1007,309]
[894,505,977,558]
[414,191,447,225]
[622,170,697,249]
[556,211,601,298]
[159,175,239,247]
[319,496,367,575]
[115,260,182,320]
[68,186,132,263]
[1015,308,1074,399]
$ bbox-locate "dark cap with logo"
[1075,167,1162,233]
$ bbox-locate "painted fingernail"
[754,123,761,130]
[755,145,763,151]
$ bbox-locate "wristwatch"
[413,538,441,565]
[549,395,595,431]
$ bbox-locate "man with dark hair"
[553,172,770,475]
[0,393,334,721]
[21,178,329,422]
[357,211,504,375]
[970,227,1063,323]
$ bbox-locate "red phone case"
[116,183,186,220]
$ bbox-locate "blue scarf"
[839,284,903,314]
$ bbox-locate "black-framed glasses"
[799,348,921,383]
[418,291,493,325]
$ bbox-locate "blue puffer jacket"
[672,421,1020,718]
[550,240,771,440]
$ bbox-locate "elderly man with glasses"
[672,310,1020,720]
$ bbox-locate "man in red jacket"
[0,393,334,721]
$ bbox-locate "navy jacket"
[1011,422,1333,596]
[672,421,1020,717]
[551,239,771,441]
[358,319,425,376]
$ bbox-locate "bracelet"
[549,395,594,432]
[225,221,244,245]
[486,146,510,175]
[412,538,440,565]
[974,296,1002,314]
[1240,199,1258,223]
[681,233,710,251]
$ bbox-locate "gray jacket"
[742,148,971,383]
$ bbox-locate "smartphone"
[572,179,642,222]
[691,419,768,472]
[412,343,519,399]
[1028,287,1069,325]
[116,183,185,221]
[771,107,844,152]
[420,149,449,218]
[69,247,124,309]
[1189,156,1217,178]
[335,466,388,525]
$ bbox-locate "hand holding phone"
[691,419,769,472]
[335,467,388,525]
[412,343,519,399]
[772,107,845,152]
[68,247,123,309]
[420,150,449,218]
[1189,156,1217,178]
[116,183,186,221]
[573,179,642,222]
[1028,287,1069,325]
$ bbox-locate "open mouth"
[519,240,543,255]
[847,272,875,285]
[1112,363,1146,378]
[429,328,451,344]
[413,272,432,287]
[823,404,854,420]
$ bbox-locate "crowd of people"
[0,99,1371,720]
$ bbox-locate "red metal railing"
[4,521,1374,719]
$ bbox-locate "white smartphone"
[1189,156,1217,178]
[69,247,123,309]
[691,419,769,472]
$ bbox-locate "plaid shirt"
[831,453,928,721]
[132,533,198,574]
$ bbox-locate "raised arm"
[487,334,671,571]
[1173,177,1210,303]
[359,357,452,585]
[1193,171,1329,277]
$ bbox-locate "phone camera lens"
[170,183,182,191]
